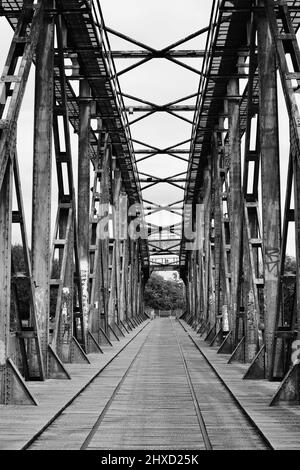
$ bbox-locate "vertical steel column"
[108,241,116,327]
[113,170,122,324]
[193,198,201,323]
[203,160,212,324]
[31,1,54,374]
[239,17,263,364]
[0,162,13,403]
[78,80,91,342]
[190,251,195,321]
[119,193,128,322]
[257,6,281,379]
[127,241,133,320]
[292,136,300,349]
[227,79,242,346]
[196,200,204,324]
[99,138,111,334]
[212,132,222,329]
[88,121,102,346]
[197,201,205,325]
[185,253,191,322]
[136,258,142,318]
[131,241,138,318]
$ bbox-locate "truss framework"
[0,0,148,403]
[0,0,300,407]
[182,0,300,405]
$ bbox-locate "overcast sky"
[0,1,296,265]
[100,0,213,230]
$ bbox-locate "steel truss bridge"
[0,0,300,450]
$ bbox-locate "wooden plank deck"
[28,319,207,450]
[174,323,268,450]
[183,322,300,450]
[83,319,207,451]
[0,321,150,450]
[1,318,298,450]
[27,319,270,450]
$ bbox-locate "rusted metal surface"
[32,0,54,376]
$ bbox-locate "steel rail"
[22,320,151,450]
[170,319,213,450]
[178,319,274,450]
[80,327,153,450]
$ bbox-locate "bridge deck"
[0,321,148,450]
[184,323,300,451]
[0,318,300,450]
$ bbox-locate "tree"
[144,273,186,311]
[11,244,59,321]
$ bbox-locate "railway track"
[23,318,273,450]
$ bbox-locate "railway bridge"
[0,0,300,450]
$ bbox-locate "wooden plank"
[185,322,300,450]
[26,319,271,450]
[0,321,149,449]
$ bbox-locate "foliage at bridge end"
[144,273,186,311]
